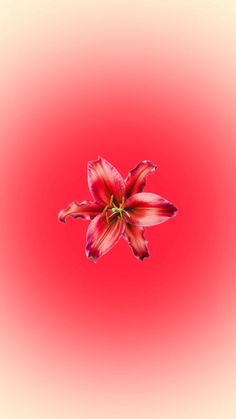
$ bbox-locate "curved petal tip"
[123,224,150,261]
[125,160,158,198]
[58,201,102,223]
[58,209,67,223]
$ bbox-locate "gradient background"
[1,1,236,418]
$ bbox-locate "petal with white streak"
[125,192,178,227]
[86,212,124,262]
[88,156,125,205]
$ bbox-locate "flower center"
[103,195,130,223]
[111,206,124,214]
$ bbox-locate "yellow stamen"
[121,196,125,208]
[109,194,114,206]
[103,194,114,217]
[108,212,116,220]
[103,204,109,214]
[103,194,129,224]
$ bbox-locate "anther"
[109,194,114,207]
[121,196,125,208]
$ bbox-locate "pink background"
[1,1,236,418]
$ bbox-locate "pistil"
[104,195,130,223]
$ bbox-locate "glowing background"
[1,1,236,418]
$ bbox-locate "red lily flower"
[59,157,178,262]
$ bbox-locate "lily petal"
[88,156,125,205]
[125,192,178,227]
[86,212,125,262]
[58,201,102,223]
[123,224,149,260]
[125,160,157,198]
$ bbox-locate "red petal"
[125,160,157,198]
[88,156,125,205]
[125,192,178,227]
[58,201,102,223]
[86,213,124,262]
[123,224,149,260]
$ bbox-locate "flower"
[58,156,178,262]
